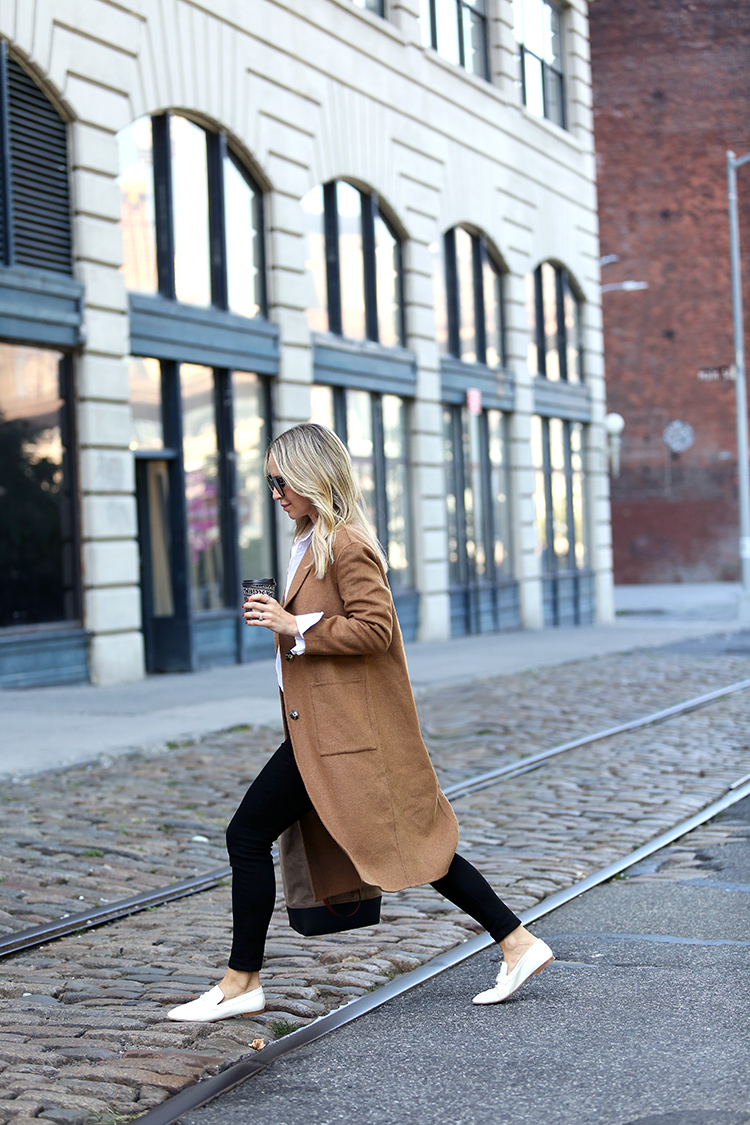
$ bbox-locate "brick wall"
[590,0,750,583]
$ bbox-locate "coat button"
[285,651,295,661]
[290,710,299,720]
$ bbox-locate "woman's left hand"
[243,593,298,636]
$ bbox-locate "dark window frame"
[443,226,508,367]
[319,180,405,348]
[142,111,267,317]
[532,261,584,382]
[424,0,490,80]
[516,0,566,128]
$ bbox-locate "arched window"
[436,226,507,367]
[0,48,83,684]
[302,181,404,348]
[117,114,266,315]
[118,114,274,674]
[527,261,583,383]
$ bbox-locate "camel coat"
[276,525,459,906]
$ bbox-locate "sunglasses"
[266,473,287,496]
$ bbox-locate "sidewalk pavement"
[0,583,747,778]
[180,794,750,1125]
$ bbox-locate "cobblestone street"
[1,647,749,1122]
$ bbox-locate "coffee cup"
[241,578,276,607]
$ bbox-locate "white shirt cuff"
[291,611,323,654]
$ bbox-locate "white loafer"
[167,984,265,1022]
[473,939,554,1005]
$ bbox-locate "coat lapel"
[282,542,313,609]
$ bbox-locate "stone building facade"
[0,0,611,688]
[590,0,750,584]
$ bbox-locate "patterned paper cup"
[241,578,276,607]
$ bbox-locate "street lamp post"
[726,149,750,602]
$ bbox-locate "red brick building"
[589,0,750,582]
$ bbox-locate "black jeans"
[226,738,522,971]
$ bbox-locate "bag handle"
[323,888,362,918]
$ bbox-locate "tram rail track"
[134,770,750,1125]
[3,675,749,962]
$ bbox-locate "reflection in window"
[455,227,477,363]
[528,262,583,382]
[531,414,587,573]
[338,182,366,341]
[375,214,401,348]
[382,395,412,588]
[514,0,565,127]
[117,117,157,294]
[224,154,262,319]
[129,357,163,450]
[443,409,461,585]
[351,0,383,11]
[302,186,327,333]
[181,363,224,610]
[442,227,507,366]
[487,410,511,573]
[0,345,75,628]
[422,0,489,78]
[346,389,377,525]
[310,384,335,430]
[303,180,404,346]
[234,372,273,582]
[170,116,211,307]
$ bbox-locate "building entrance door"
[135,456,193,672]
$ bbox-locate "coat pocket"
[311,677,378,754]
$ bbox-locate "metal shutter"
[7,57,72,274]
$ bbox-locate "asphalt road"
[181,797,750,1125]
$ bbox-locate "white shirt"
[275,525,323,690]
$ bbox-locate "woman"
[168,424,552,1022]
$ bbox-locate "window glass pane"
[483,255,503,367]
[432,239,449,354]
[181,363,224,611]
[420,0,434,45]
[541,262,560,380]
[545,65,564,127]
[337,182,366,340]
[233,372,272,588]
[129,357,163,450]
[302,185,327,333]
[513,0,524,41]
[144,460,174,618]
[531,414,548,569]
[375,213,401,348]
[443,408,461,586]
[346,389,377,526]
[526,271,539,375]
[545,1,561,66]
[571,422,587,568]
[117,117,157,294]
[382,395,412,589]
[435,0,461,65]
[224,154,261,319]
[564,280,582,384]
[310,384,336,430]
[522,0,546,58]
[0,345,73,627]
[548,418,569,568]
[462,6,488,77]
[466,408,486,578]
[171,116,211,307]
[455,227,477,363]
[487,410,511,575]
[351,0,382,9]
[523,50,545,117]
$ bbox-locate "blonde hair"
[266,423,387,579]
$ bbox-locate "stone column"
[71,115,145,685]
